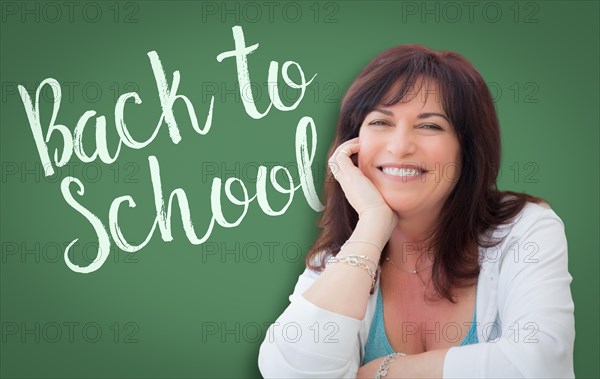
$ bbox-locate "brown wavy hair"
[306,44,545,301]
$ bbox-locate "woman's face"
[357,80,461,219]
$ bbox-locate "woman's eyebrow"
[418,112,450,123]
[372,109,450,124]
[372,108,394,116]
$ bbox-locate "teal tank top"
[363,288,478,365]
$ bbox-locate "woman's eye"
[420,124,442,130]
[368,120,391,126]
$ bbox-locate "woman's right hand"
[328,137,397,225]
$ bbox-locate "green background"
[1,0,598,377]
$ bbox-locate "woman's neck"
[385,212,438,273]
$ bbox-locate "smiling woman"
[258,45,575,378]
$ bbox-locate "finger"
[330,141,361,181]
[338,143,359,157]
[335,138,360,157]
[329,141,358,172]
[335,141,360,171]
[334,137,359,150]
[329,139,358,168]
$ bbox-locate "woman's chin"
[381,196,435,219]
[383,200,418,216]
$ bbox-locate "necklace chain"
[385,257,433,274]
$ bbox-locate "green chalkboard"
[1,0,598,377]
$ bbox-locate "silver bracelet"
[325,256,376,289]
[375,352,406,379]
[346,254,378,269]
[342,239,383,252]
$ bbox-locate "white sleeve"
[444,207,575,378]
[258,267,364,378]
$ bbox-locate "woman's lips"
[378,166,427,182]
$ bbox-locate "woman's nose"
[386,126,416,157]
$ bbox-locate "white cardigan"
[258,202,575,378]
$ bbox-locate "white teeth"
[381,167,422,176]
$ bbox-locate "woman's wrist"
[356,207,397,244]
[359,203,394,219]
[376,352,406,379]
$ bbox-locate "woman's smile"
[378,163,428,182]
